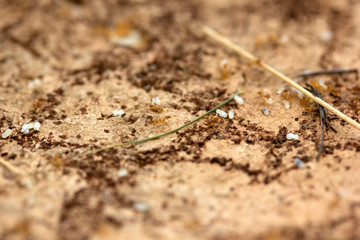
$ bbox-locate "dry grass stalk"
[0,157,23,175]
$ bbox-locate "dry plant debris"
[294,68,358,79]
[202,26,360,131]
[305,84,337,161]
[1,1,360,240]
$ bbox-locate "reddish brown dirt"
[1,0,360,239]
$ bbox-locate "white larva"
[234,95,244,105]
[228,109,234,119]
[2,129,12,138]
[216,109,227,118]
[117,169,128,178]
[133,202,149,212]
[113,109,125,117]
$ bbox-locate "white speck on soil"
[112,30,142,47]
[28,78,41,88]
[113,110,125,117]
[117,169,128,178]
[319,78,328,90]
[220,59,228,69]
[279,34,289,44]
[286,133,299,140]
[290,86,304,99]
[282,100,290,109]
[34,122,41,131]
[320,31,333,41]
[152,96,161,106]
[266,98,273,104]
[133,202,149,212]
[24,178,33,189]
[228,109,234,119]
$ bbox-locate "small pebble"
[228,109,234,119]
[216,109,227,118]
[117,169,128,178]
[286,133,299,140]
[113,109,125,117]
[294,157,306,168]
[262,107,270,116]
[133,202,148,212]
[152,96,161,106]
[234,95,244,105]
[2,129,12,138]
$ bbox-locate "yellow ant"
[149,104,164,113]
[32,99,43,112]
[203,112,220,127]
[153,116,171,125]
[219,59,230,79]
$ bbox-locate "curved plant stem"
[87,90,242,155]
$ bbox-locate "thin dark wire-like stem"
[294,68,358,79]
[316,117,325,161]
[306,84,336,161]
[87,90,242,155]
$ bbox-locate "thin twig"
[294,68,358,79]
[0,157,23,175]
[87,90,242,155]
[202,25,360,131]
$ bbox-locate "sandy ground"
[1,0,360,239]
